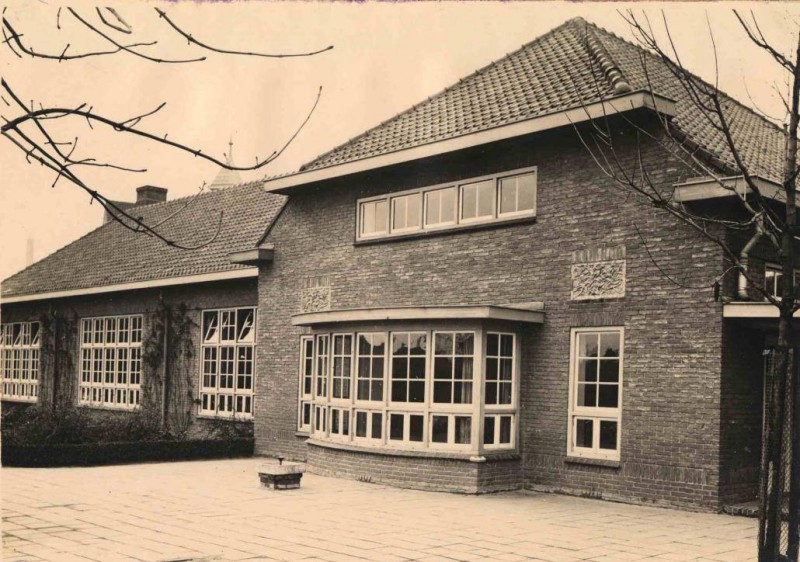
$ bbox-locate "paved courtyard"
[2,458,756,562]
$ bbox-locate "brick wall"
[307,442,521,494]
[255,116,729,510]
[1,278,258,436]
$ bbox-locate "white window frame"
[387,411,426,446]
[431,331,475,406]
[199,307,256,419]
[567,327,624,461]
[424,186,458,228]
[0,322,41,403]
[483,413,516,449]
[764,263,800,299]
[355,166,537,242]
[79,315,142,410]
[459,179,496,224]
[355,332,386,403]
[298,335,314,432]
[353,408,384,442]
[359,198,389,238]
[429,413,473,450]
[328,406,351,440]
[498,170,538,218]
[299,325,518,454]
[390,192,423,234]
[331,333,353,401]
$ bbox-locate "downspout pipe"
[738,217,766,300]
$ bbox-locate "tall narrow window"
[432,332,474,404]
[424,187,457,227]
[332,334,352,400]
[460,179,495,221]
[485,333,514,405]
[200,307,256,419]
[357,333,385,402]
[79,315,142,409]
[391,332,426,403]
[391,193,422,232]
[298,336,314,431]
[569,328,623,459]
[499,171,537,216]
[0,322,41,402]
[360,199,389,237]
[316,334,330,399]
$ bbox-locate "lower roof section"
[291,304,545,327]
[1,268,258,304]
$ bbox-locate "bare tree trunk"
[789,340,799,561]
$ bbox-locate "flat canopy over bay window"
[295,306,541,458]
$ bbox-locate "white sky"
[1,1,798,283]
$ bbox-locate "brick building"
[1,180,285,434]
[252,18,792,512]
[1,17,793,512]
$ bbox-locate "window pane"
[477,181,494,217]
[390,414,404,440]
[578,383,596,407]
[454,416,471,444]
[441,188,456,223]
[499,179,516,215]
[598,360,619,382]
[432,415,448,443]
[517,173,536,212]
[483,416,496,445]
[375,200,388,233]
[499,416,512,444]
[409,415,424,442]
[598,384,619,408]
[579,359,597,382]
[486,333,499,357]
[578,333,598,357]
[372,413,382,439]
[575,418,593,448]
[599,333,620,357]
[600,420,617,450]
[462,183,477,220]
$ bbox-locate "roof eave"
[264,90,676,194]
[1,268,258,304]
[673,175,784,203]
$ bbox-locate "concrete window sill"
[564,456,621,469]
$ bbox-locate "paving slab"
[2,458,757,561]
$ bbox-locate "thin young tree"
[1,6,331,249]
[571,12,799,561]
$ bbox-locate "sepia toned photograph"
[1,2,800,561]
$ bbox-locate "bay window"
[1,322,41,402]
[79,315,142,409]
[299,324,519,454]
[200,307,256,419]
[568,327,623,460]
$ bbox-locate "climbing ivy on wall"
[141,301,197,437]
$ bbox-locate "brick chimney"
[136,185,168,206]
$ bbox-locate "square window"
[499,172,536,215]
[460,180,495,221]
[360,199,389,237]
[424,187,456,227]
[391,193,422,232]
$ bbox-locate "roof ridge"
[300,17,586,172]
[583,18,784,134]
[584,25,632,95]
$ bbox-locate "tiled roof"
[301,17,784,181]
[2,181,286,298]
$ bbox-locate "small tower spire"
[227,136,234,166]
